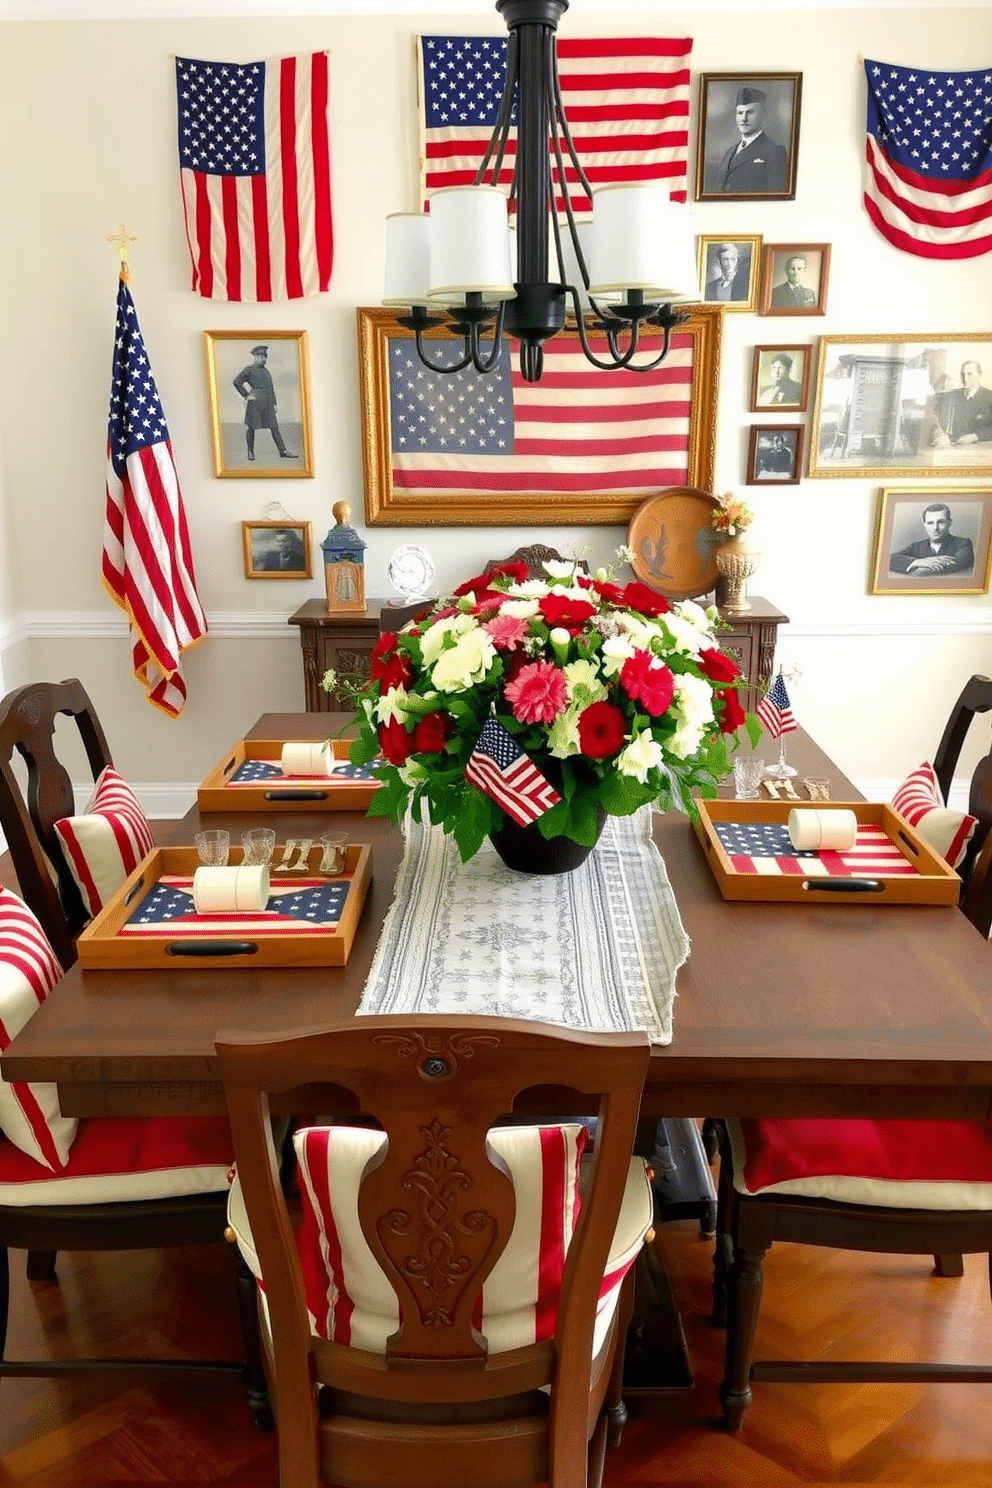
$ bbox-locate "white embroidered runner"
[358,805,689,1044]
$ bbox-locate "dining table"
[6,710,992,1127]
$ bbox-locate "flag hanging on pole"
[102,274,207,718]
[756,672,797,741]
[175,52,333,300]
[418,35,693,211]
[465,717,562,826]
[862,58,992,259]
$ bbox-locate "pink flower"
[504,661,569,725]
[482,614,529,651]
[620,651,676,716]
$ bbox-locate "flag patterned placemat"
[714,821,918,878]
[225,759,382,788]
[358,805,688,1044]
[117,875,350,939]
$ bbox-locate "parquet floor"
[1,1219,990,1485]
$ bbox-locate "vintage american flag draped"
[863,59,992,259]
[387,331,692,498]
[102,277,207,718]
[465,718,562,827]
[175,52,333,300]
[756,672,797,741]
[418,34,693,210]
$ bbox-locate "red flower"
[698,647,740,683]
[503,650,530,687]
[369,632,399,680]
[376,653,414,691]
[621,582,671,618]
[453,560,528,598]
[716,688,746,733]
[577,701,627,759]
[413,712,454,754]
[591,579,626,605]
[538,594,598,631]
[377,716,416,765]
[620,651,676,716]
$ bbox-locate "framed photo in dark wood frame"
[759,243,830,316]
[694,73,801,201]
[750,345,811,412]
[869,485,992,596]
[746,424,804,485]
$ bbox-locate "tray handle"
[165,940,261,957]
[263,789,329,801]
[803,878,885,894]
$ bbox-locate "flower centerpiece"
[342,558,759,865]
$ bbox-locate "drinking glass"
[241,827,276,865]
[733,756,765,801]
[195,829,229,866]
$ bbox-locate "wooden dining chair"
[216,1014,654,1488]
[0,679,269,1426]
[932,673,992,930]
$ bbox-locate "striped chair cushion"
[0,887,78,1170]
[54,766,155,916]
[892,761,977,869]
[0,1114,235,1206]
[727,1116,992,1210]
[228,1123,652,1359]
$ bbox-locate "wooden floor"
[1,1218,990,1485]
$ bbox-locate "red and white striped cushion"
[54,766,155,915]
[891,761,977,870]
[228,1124,652,1359]
[0,1113,234,1206]
[727,1116,992,1210]
[0,887,77,1170]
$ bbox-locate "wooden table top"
[6,713,992,1121]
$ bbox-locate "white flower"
[617,732,664,783]
[542,558,580,580]
[661,611,706,657]
[498,597,541,619]
[615,612,659,651]
[668,719,707,759]
[431,627,497,692]
[505,579,551,599]
[675,671,715,724]
[547,706,582,758]
[599,633,639,677]
[617,543,635,565]
[564,658,607,706]
[674,598,715,635]
[419,612,475,666]
[375,686,410,725]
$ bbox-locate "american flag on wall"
[418,34,693,210]
[175,53,333,300]
[863,59,992,259]
[387,330,692,498]
[102,277,207,718]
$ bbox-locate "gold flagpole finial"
[107,223,138,283]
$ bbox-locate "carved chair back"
[932,673,992,916]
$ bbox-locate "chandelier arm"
[569,292,677,373]
[468,299,508,372]
[413,325,475,374]
[476,30,519,188]
[550,37,593,205]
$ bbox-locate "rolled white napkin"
[281,740,334,776]
[788,808,858,852]
[193,865,271,914]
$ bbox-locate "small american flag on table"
[715,821,918,879]
[756,673,797,740]
[466,718,561,827]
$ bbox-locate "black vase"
[488,810,606,876]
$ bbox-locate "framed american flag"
[356,306,721,527]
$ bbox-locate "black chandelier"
[383,0,700,384]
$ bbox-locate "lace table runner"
[357,805,689,1044]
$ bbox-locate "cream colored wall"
[0,8,989,806]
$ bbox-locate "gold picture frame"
[242,519,313,579]
[357,305,722,527]
[869,486,992,596]
[204,330,313,478]
[810,333,992,479]
[697,235,762,313]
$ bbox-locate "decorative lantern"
[321,502,367,614]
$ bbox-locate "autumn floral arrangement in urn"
[711,492,759,615]
[340,557,758,869]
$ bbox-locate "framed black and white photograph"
[694,73,801,201]
[746,424,804,485]
[204,330,313,478]
[697,235,762,312]
[242,519,313,579]
[759,243,830,317]
[750,345,811,412]
[810,334,992,478]
[869,486,992,596]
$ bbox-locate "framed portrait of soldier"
[760,243,830,317]
[697,234,762,313]
[869,486,992,596]
[204,329,314,478]
[750,345,811,412]
[695,73,801,202]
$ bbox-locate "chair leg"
[236,1256,273,1432]
[720,1239,769,1432]
[934,1253,964,1278]
[0,1247,9,1363]
[701,1117,720,1164]
[710,1155,734,1328]
[26,1249,57,1282]
[605,1266,636,1448]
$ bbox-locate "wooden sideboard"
[288,595,788,713]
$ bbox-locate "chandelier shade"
[426,187,516,305]
[382,213,431,306]
[586,187,700,303]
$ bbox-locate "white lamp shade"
[587,186,700,303]
[382,213,431,306]
[427,186,515,305]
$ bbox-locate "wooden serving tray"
[693,800,960,906]
[76,843,373,968]
[197,737,382,813]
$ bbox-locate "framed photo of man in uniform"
[204,329,313,478]
[869,486,992,596]
[750,345,811,412]
[760,243,830,317]
[695,73,801,202]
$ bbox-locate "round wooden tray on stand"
[627,488,722,600]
